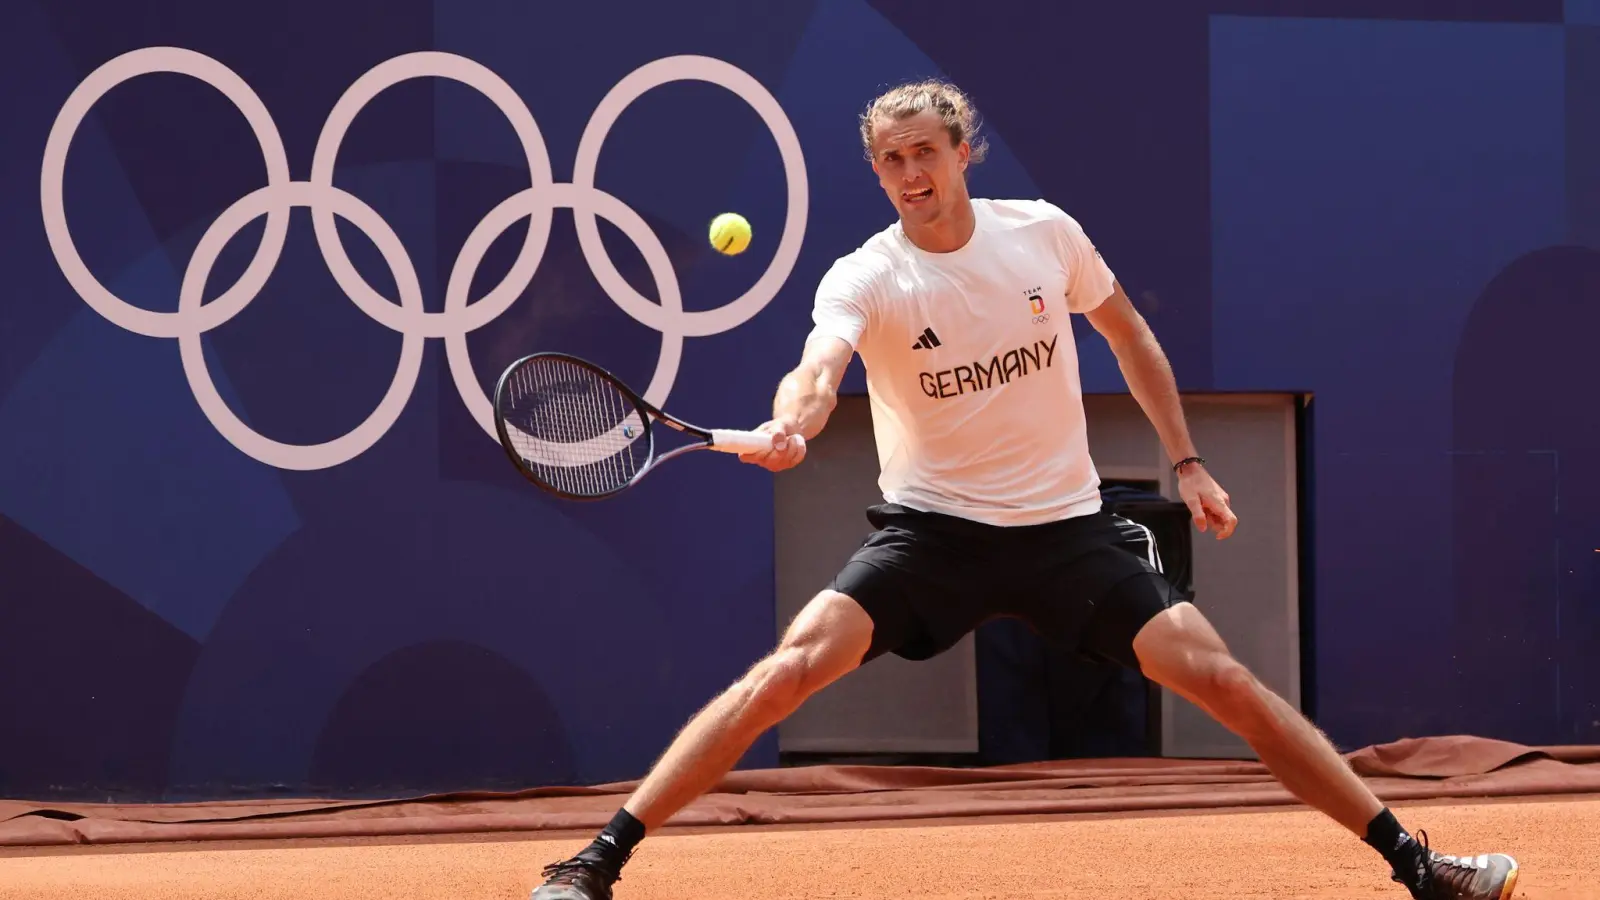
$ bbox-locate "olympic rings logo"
[1032,314,1050,324]
[40,47,808,471]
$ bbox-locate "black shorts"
[830,503,1184,671]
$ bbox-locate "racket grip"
[709,429,805,455]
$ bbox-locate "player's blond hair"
[858,78,990,165]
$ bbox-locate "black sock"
[1363,808,1424,885]
[577,808,646,873]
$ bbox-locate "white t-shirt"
[807,198,1117,527]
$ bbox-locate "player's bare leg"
[624,590,873,828]
[529,590,874,900]
[1133,602,1518,899]
[1132,602,1378,833]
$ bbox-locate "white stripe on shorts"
[1120,518,1163,575]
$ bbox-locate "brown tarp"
[3,735,1598,847]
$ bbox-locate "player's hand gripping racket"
[492,352,801,500]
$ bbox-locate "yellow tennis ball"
[709,212,751,255]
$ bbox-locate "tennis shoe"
[1394,831,1519,900]
[529,852,622,900]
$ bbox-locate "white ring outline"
[40,46,807,470]
[178,182,427,470]
[573,55,807,338]
[447,182,683,460]
[41,47,292,339]
[309,51,556,338]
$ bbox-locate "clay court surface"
[3,737,1598,899]
[1,798,1597,900]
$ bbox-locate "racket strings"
[500,357,648,497]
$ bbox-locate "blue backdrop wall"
[2,0,1595,800]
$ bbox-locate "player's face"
[868,111,970,226]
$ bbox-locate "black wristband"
[1173,456,1205,473]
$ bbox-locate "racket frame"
[492,351,750,501]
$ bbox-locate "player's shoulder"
[819,223,907,291]
[974,197,1080,230]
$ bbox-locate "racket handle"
[709,429,806,455]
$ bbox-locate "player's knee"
[1208,658,1258,702]
[737,647,812,722]
[1199,657,1267,723]
[729,590,871,726]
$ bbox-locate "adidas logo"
[911,327,942,350]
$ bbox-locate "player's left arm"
[1082,284,1238,539]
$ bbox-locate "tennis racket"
[492,352,801,500]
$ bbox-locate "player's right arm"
[740,255,874,472]
[739,335,853,472]
[775,334,853,440]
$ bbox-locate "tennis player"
[531,79,1519,900]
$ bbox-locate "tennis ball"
[709,212,751,255]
